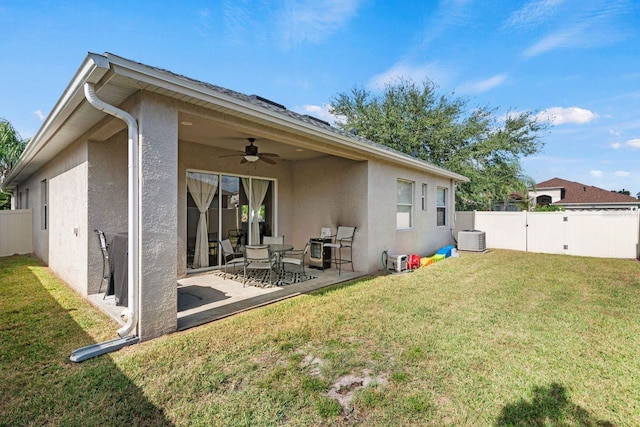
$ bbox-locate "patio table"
[267,243,293,271]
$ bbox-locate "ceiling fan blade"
[260,152,279,157]
[259,156,277,165]
[219,152,245,158]
[240,157,248,164]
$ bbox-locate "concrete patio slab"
[88,268,367,332]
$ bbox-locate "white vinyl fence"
[0,209,33,257]
[455,210,640,259]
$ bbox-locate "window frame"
[421,183,428,211]
[436,186,447,227]
[397,179,414,230]
[41,179,48,230]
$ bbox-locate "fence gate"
[456,210,640,259]
[0,209,33,257]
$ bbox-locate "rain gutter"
[70,81,140,361]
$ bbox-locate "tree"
[1,118,28,180]
[614,189,631,196]
[329,79,547,210]
[1,118,29,209]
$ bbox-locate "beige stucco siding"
[366,160,456,268]
[290,156,368,270]
[133,93,179,339]
[16,138,90,295]
[87,134,128,293]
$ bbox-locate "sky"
[2,0,639,195]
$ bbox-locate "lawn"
[1,250,639,426]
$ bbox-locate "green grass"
[1,250,639,426]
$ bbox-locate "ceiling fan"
[220,138,279,165]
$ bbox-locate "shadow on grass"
[0,255,173,426]
[495,383,615,427]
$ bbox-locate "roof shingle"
[535,177,639,204]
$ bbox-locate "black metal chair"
[323,226,356,275]
[94,229,110,298]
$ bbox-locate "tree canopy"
[329,79,547,210]
[1,118,29,209]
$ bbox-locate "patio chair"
[94,229,110,298]
[323,226,356,275]
[228,229,244,251]
[320,227,333,239]
[281,241,310,282]
[243,245,277,286]
[219,239,245,276]
[263,235,284,245]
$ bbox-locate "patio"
[88,267,366,331]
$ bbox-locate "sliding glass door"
[187,171,275,270]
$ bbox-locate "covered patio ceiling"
[177,112,330,163]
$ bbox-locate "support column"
[135,94,178,340]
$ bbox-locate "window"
[397,179,413,229]
[41,179,48,230]
[436,187,447,226]
[25,188,29,209]
[421,183,428,211]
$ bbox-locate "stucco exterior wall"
[15,138,90,294]
[290,156,368,270]
[366,160,456,268]
[133,93,179,340]
[87,132,128,294]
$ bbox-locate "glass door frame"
[186,169,278,271]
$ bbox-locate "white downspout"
[84,83,139,337]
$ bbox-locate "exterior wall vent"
[303,114,331,127]
[249,95,286,110]
[458,230,486,252]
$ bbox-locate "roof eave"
[1,53,111,192]
[105,54,469,181]
[2,52,468,190]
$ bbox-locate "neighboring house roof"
[533,177,639,206]
[1,52,467,192]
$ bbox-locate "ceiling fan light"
[244,154,259,162]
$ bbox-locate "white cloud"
[367,61,452,90]
[609,129,620,136]
[458,74,507,94]
[523,26,584,58]
[222,0,361,48]
[611,142,621,149]
[615,171,630,178]
[278,0,361,48]
[33,110,45,121]
[590,170,603,177]
[298,104,344,125]
[626,138,640,149]
[505,0,567,29]
[536,107,598,125]
[514,1,634,58]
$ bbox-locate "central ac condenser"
[457,230,486,252]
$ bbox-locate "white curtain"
[187,172,218,267]
[241,178,270,244]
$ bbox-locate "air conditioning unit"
[458,230,486,252]
[387,254,408,272]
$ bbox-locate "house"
[0,52,467,341]
[529,178,639,210]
